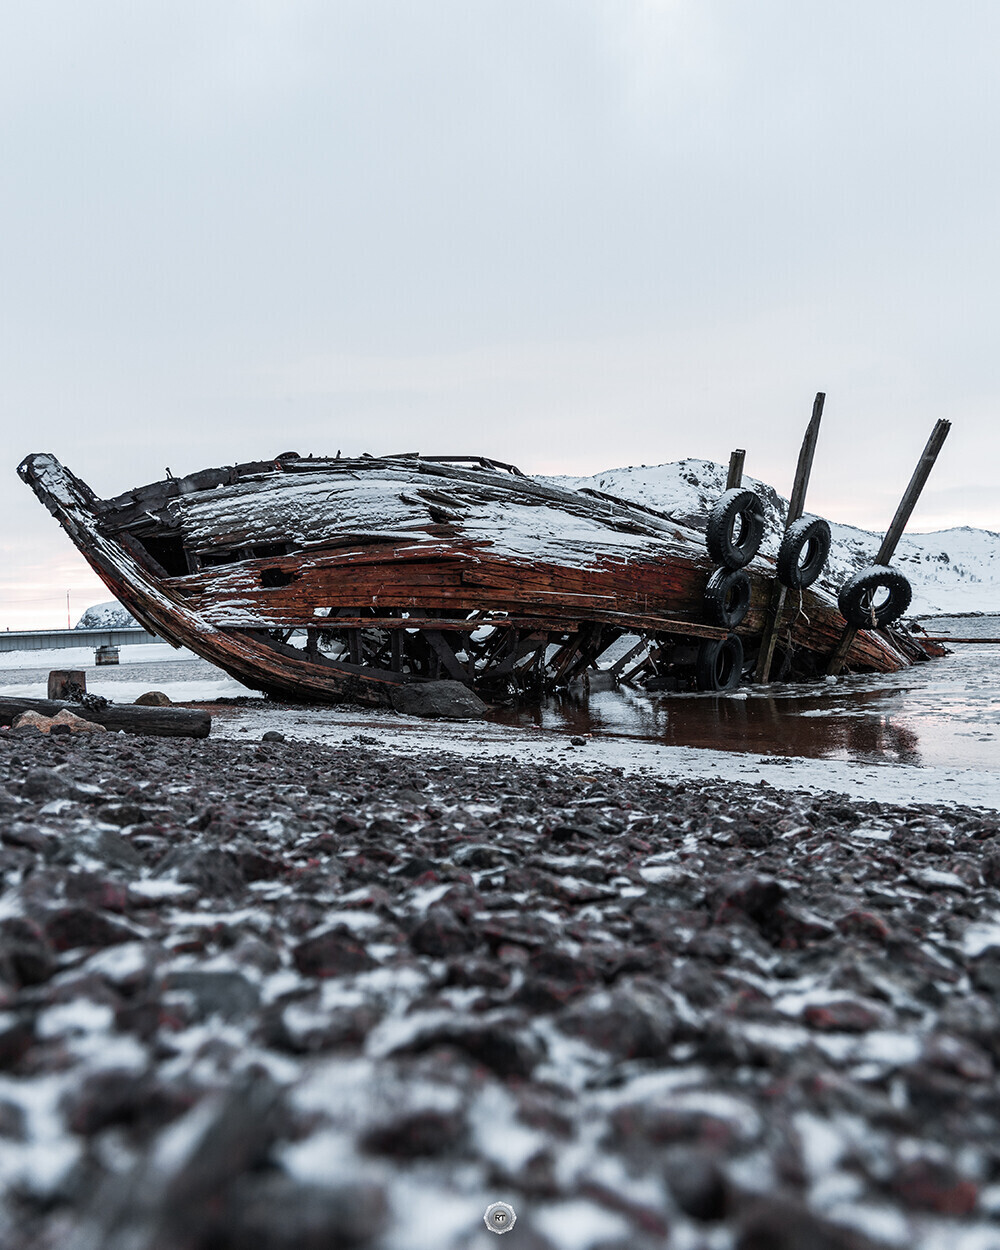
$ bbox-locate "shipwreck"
[17,442,943,708]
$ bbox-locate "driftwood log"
[0,696,211,739]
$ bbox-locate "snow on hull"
[18,452,928,706]
[544,459,1000,617]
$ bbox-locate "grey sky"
[3,1,999,627]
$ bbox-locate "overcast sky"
[2,1,999,628]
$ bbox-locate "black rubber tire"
[837,565,912,628]
[776,515,831,589]
[704,567,752,629]
[706,489,765,569]
[696,633,744,691]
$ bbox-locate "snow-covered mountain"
[540,459,1000,617]
[74,600,140,630]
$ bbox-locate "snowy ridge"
[74,600,140,630]
[541,459,1000,616]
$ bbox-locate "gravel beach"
[1,723,999,1249]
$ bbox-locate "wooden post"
[726,449,746,490]
[826,418,951,676]
[754,392,826,683]
[47,670,86,700]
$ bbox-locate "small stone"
[390,1019,544,1078]
[163,970,261,1022]
[891,1157,978,1215]
[360,1107,466,1157]
[969,946,1000,994]
[409,907,477,957]
[261,730,285,743]
[293,929,377,978]
[44,906,137,952]
[22,766,77,800]
[923,1033,993,1081]
[712,873,784,925]
[560,982,675,1060]
[836,910,890,942]
[0,1098,27,1140]
[663,1147,729,1221]
[133,691,172,706]
[802,999,889,1033]
[0,917,55,985]
[218,1173,388,1249]
[736,1196,888,1249]
[0,1013,34,1070]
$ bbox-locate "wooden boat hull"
[18,452,924,704]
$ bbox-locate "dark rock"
[64,872,129,913]
[397,856,436,878]
[0,916,55,986]
[164,847,245,897]
[802,999,889,1033]
[712,873,784,926]
[836,910,890,942]
[409,906,477,957]
[163,969,260,1022]
[360,1107,466,1157]
[969,945,1000,994]
[22,766,77,800]
[271,999,380,1053]
[981,851,1000,888]
[293,928,377,978]
[922,1032,993,1080]
[735,1195,891,1249]
[44,906,137,951]
[391,1019,544,1078]
[97,801,148,827]
[63,1069,193,1136]
[262,731,285,743]
[389,680,488,719]
[0,1012,34,1069]
[890,1156,978,1215]
[215,1172,388,1249]
[0,1098,27,1139]
[663,1147,729,1221]
[559,982,675,1060]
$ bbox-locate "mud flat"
[1,725,999,1249]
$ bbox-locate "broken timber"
[17,448,929,708]
[825,419,952,676]
[754,392,825,684]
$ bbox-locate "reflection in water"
[491,615,1000,771]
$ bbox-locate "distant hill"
[540,459,1000,617]
[74,600,141,630]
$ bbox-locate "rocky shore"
[1,723,999,1249]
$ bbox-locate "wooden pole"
[825,418,951,676]
[726,449,746,490]
[754,392,825,684]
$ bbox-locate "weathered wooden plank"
[755,392,824,683]
[726,450,746,491]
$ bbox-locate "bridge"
[0,628,162,654]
